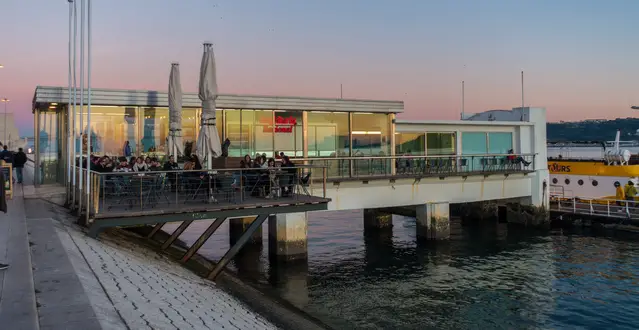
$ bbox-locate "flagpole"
[85,0,92,223]
[521,70,524,110]
[67,0,73,203]
[71,0,78,209]
[78,0,85,215]
[461,80,465,120]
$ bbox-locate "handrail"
[291,153,537,161]
[551,195,639,219]
[70,164,329,222]
[75,164,326,176]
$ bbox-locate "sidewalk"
[0,178,279,329]
[0,185,39,329]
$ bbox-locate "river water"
[165,210,639,330]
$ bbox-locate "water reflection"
[168,211,639,329]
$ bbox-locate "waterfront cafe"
[32,86,403,185]
[32,86,531,186]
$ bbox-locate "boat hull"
[548,160,639,198]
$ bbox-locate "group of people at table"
[78,152,301,200]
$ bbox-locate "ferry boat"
[548,130,639,199]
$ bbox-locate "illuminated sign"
[260,116,297,133]
[548,163,571,173]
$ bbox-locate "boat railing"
[550,195,639,219]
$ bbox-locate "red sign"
[260,116,297,133]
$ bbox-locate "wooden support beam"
[147,223,165,239]
[181,217,227,263]
[161,220,193,250]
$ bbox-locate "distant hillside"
[547,118,639,142]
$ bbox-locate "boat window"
[552,178,558,184]
[592,180,598,187]
[565,178,570,185]
[578,179,584,186]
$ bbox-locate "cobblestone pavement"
[64,221,278,330]
[20,193,279,330]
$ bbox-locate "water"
[166,211,639,329]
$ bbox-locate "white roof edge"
[34,86,404,106]
[396,119,535,126]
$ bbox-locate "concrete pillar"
[268,262,309,308]
[268,213,308,262]
[229,217,263,246]
[363,209,393,233]
[416,202,450,240]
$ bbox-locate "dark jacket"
[13,151,27,168]
[0,150,13,164]
[0,169,7,213]
[163,162,179,171]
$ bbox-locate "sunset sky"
[2,0,639,136]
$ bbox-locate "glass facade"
[35,103,396,183]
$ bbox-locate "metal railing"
[550,195,639,220]
[292,153,535,179]
[71,165,328,220]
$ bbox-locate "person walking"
[0,166,8,270]
[0,145,12,164]
[13,148,27,184]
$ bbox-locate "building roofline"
[33,86,403,114]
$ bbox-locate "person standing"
[13,148,27,184]
[123,141,132,157]
[624,181,636,208]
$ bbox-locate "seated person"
[507,149,531,166]
[163,155,180,171]
[149,158,162,171]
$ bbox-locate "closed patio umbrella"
[168,62,184,157]
[194,42,222,169]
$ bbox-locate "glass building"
[32,86,402,185]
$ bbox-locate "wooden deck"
[95,194,330,219]
[88,194,330,237]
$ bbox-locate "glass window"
[182,108,197,157]
[461,132,487,154]
[426,132,455,155]
[273,110,303,157]
[395,133,425,155]
[225,110,244,157]
[352,113,390,156]
[254,110,274,157]
[461,132,487,170]
[75,106,137,157]
[141,107,168,155]
[308,112,349,157]
[38,110,60,184]
[488,132,513,154]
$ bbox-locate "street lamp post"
[1,98,9,145]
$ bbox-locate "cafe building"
[32,86,404,184]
